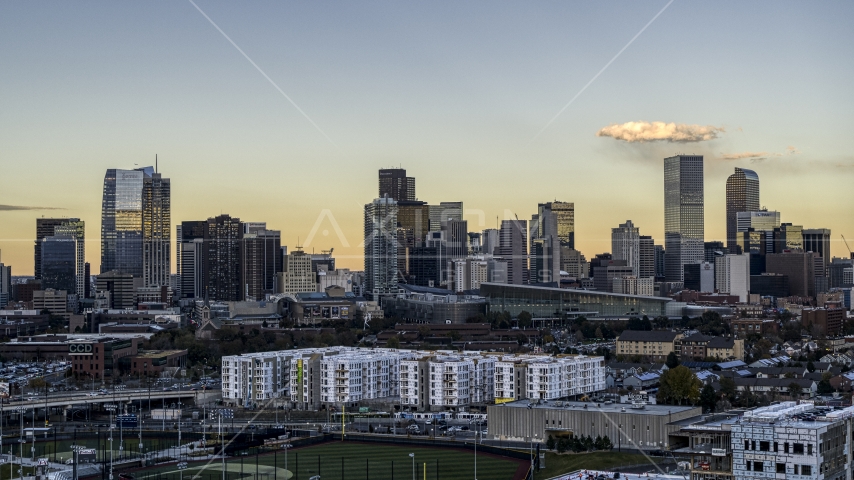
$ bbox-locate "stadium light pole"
[409,453,414,480]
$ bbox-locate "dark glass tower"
[725,167,759,253]
[101,168,147,277]
[378,168,415,201]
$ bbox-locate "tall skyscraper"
[715,254,750,302]
[803,228,831,276]
[34,218,68,280]
[664,155,705,282]
[378,168,415,201]
[177,221,206,299]
[142,170,171,287]
[639,236,655,279]
[41,235,77,294]
[396,200,430,280]
[37,218,85,296]
[773,223,804,253]
[725,167,759,253]
[611,220,640,277]
[203,215,243,301]
[499,219,527,285]
[241,222,282,300]
[442,219,469,259]
[101,168,146,277]
[0,251,11,308]
[364,197,399,300]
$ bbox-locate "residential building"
[222,351,293,408]
[364,197,399,300]
[676,334,744,361]
[378,168,415,201]
[726,167,760,254]
[615,330,682,361]
[664,155,705,283]
[715,254,750,302]
[612,276,654,296]
[801,307,845,337]
[203,214,243,301]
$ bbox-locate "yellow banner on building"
[494,397,515,405]
[297,359,303,387]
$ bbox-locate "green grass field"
[126,442,526,480]
[536,451,654,478]
[0,464,35,480]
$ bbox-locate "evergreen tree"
[700,384,717,412]
[666,351,680,369]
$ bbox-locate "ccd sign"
[69,344,93,355]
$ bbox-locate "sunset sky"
[1,1,852,274]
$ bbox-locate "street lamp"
[215,408,234,480]
[177,461,188,480]
[409,453,415,480]
[283,444,292,478]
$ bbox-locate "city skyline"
[1,2,853,274]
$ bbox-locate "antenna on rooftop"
[156,154,158,173]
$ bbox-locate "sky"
[1,1,852,275]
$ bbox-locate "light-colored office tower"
[725,167,759,253]
[560,247,588,278]
[481,229,499,256]
[364,197,399,300]
[279,250,316,294]
[429,202,463,231]
[612,220,641,277]
[664,155,704,282]
[715,254,750,302]
[499,219,528,285]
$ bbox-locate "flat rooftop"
[498,399,697,416]
[134,350,185,358]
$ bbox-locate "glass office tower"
[664,155,705,283]
[101,168,146,277]
[725,167,760,253]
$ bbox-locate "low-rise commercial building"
[616,330,683,361]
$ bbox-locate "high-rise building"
[0,251,10,308]
[499,219,527,285]
[429,202,463,231]
[773,223,803,253]
[241,223,282,300]
[442,219,469,260]
[725,167,759,253]
[664,155,704,282]
[736,228,772,275]
[95,270,136,310]
[203,215,243,301]
[396,200,430,280]
[364,197,399,300]
[611,220,640,277]
[279,250,316,294]
[40,235,77,294]
[703,241,725,263]
[736,210,780,234]
[638,236,655,279]
[378,168,415,201]
[539,201,575,248]
[177,221,206,299]
[829,258,854,288]
[714,254,750,302]
[766,251,818,298]
[683,262,714,292]
[530,204,562,284]
[142,170,171,288]
[481,229,500,257]
[34,218,68,280]
[560,247,588,279]
[803,228,831,276]
[654,245,666,280]
[101,168,146,277]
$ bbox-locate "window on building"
[776,463,785,473]
[751,441,756,451]
[807,444,812,455]
[773,442,778,452]
[801,465,811,476]
[760,441,770,452]
[753,461,763,472]
[745,440,750,450]
[784,442,789,453]
[793,443,804,454]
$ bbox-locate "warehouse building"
[487,398,700,450]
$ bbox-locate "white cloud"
[596,121,724,143]
[786,146,801,155]
[720,151,774,161]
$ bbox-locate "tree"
[806,361,816,373]
[719,377,737,401]
[788,382,803,399]
[556,437,569,453]
[28,377,48,390]
[658,366,702,405]
[666,351,680,369]
[546,435,556,450]
[517,311,533,329]
[699,384,717,412]
[817,372,834,395]
[386,336,401,349]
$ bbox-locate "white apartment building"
[716,253,750,302]
[221,350,292,407]
[224,347,604,411]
